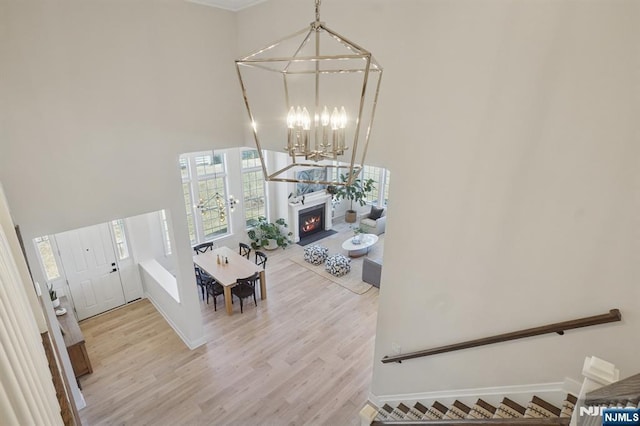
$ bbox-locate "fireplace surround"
[288,193,333,243]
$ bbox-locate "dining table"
[193,246,266,316]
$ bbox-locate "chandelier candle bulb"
[287,107,296,151]
[321,106,330,149]
[339,106,347,151]
[331,107,340,149]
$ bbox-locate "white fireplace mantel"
[288,192,333,243]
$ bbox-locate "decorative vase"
[264,239,279,250]
[52,298,60,308]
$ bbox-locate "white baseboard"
[144,291,206,350]
[369,377,582,410]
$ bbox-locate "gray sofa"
[362,257,382,288]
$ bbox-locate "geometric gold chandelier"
[235,0,383,187]
[197,193,237,224]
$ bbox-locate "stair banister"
[382,309,621,364]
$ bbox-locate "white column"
[570,356,619,426]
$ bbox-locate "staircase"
[361,393,577,425]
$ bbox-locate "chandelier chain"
[315,0,321,23]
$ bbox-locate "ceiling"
[187,0,267,12]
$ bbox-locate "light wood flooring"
[77,229,379,425]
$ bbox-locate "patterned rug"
[287,231,384,295]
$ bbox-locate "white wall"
[237,0,640,397]
[0,0,243,347]
[126,211,176,274]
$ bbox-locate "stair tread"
[468,398,498,419]
[414,401,429,414]
[432,401,449,414]
[529,395,562,417]
[494,397,527,418]
[445,400,472,419]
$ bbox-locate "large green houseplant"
[332,172,376,223]
[247,216,293,250]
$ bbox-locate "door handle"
[110,268,118,273]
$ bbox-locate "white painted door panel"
[56,223,125,320]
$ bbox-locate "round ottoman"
[304,245,328,265]
[325,254,351,277]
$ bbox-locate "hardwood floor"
[78,231,379,425]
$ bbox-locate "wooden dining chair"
[195,266,224,310]
[194,266,208,301]
[231,272,260,313]
[239,242,251,259]
[205,277,225,312]
[193,242,214,255]
[253,251,267,299]
[255,251,267,269]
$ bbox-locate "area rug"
[287,231,384,295]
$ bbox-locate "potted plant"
[247,216,293,250]
[332,172,376,223]
[48,282,60,308]
[352,226,365,244]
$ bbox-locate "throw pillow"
[368,206,384,220]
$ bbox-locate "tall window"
[180,151,231,244]
[33,236,60,281]
[361,165,391,206]
[241,149,267,227]
[383,169,391,206]
[159,210,172,255]
[110,219,130,260]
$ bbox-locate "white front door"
[55,223,126,320]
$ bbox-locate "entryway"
[55,222,128,320]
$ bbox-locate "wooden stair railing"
[585,372,640,406]
[382,309,621,364]
[371,419,570,425]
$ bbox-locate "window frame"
[109,219,131,261]
[241,148,268,228]
[33,235,62,282]
[180,151,233,245]
[361,165,391,207]
[159,210,172,256]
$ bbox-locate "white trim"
[369,377,582,410]
[144,290,206,350]
[140,260,180,303]
[581,355,619,384]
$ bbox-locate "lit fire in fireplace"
[302,216,321,233]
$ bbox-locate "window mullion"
[189,156,204,244]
